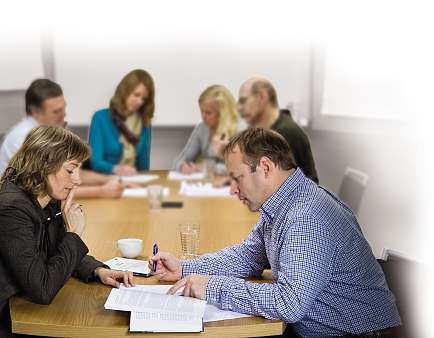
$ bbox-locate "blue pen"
[152,242,158,272]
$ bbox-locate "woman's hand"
[99,180,124,198]
[95,268,134,288]
[181,162,198,174]
[113,164,137,176]
[210,134,229,159]
[62,188,86,236]
[148,251,182,282]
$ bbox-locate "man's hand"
[148,252,182,282]
[95,268,134,288]
[167,274,209,300]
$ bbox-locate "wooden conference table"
[10,171,285,337]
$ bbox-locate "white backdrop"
[0,29,44,90]
[313,2,413,123]
[53,30,312,126]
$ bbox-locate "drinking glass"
[148,185,163,209]
[179,223,200,259]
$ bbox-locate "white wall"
[0,30,44,90]
[308,125,423,261]
[305,1,432,264]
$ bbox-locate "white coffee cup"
[117,238,143,258]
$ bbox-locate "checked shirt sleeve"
[205,217,336,323]
[182,220,269,278]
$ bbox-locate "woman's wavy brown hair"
[1,125,90,198]
[110,69,155,126]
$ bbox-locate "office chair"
[338,167,369,216]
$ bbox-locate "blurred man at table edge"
[0,79,125,199]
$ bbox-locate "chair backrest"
[377,254,422,337]
[338,167,369,215]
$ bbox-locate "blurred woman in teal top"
[89,69,154,176]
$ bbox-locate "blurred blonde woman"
[173,85,239,174]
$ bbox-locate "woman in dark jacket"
[0,126,134,337]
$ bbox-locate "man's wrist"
[180,259,198,277]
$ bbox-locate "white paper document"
[120,174,159,184]
[105,286,206,315]
[104,286,206,332]
[168,171,205,181]
[128,285,252,323]
[122,187,170,198]
[203,301,252,322]
[104,257,150,277]
[179,181,231,197]
[130,311,203,333]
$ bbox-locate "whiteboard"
[53,29,312,126]
[0,30,44,90]
[317,3,411,121]
[320,39,409,121]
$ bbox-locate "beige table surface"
[10,171,284,337]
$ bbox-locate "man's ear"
[258,156,273,177]
[257,89,268,105]
[29,105,41,117]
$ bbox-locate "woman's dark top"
[0,181,104,334]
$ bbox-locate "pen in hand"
[152,242,158,272]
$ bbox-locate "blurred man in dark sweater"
[237,77,318,183]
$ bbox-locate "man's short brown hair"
[25,79,63,115]
[223,128,297,172]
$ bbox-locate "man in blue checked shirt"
[149,128,402,337]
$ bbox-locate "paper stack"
[104,257,151,277]
[179,181,231,197]
[120,174,159,184]
[122,187,170,198]
[167,171,205,181]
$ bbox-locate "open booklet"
[105,285,206,332]
[104,285,251,332]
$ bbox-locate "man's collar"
[26,115,39,127]
[260,168,304,219]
